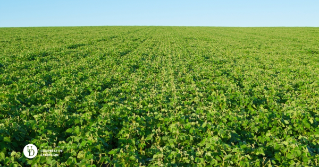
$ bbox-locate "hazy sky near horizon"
[1,0,318,27]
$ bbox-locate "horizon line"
[1,25,319,28]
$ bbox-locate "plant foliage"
[0,27,319,166]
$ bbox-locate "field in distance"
[0,26,319,166]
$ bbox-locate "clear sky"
[1,0,318,27]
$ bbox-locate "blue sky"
[0,0,318,27]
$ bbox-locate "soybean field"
[0,27,319,166]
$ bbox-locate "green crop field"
[0,26,319,166]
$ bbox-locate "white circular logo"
[23,144,38,158]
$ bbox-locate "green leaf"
[74,119,80,124]
[283,120,289,124]
[77,151,85,159]
[224,154,232,160]
[80,141,87,148]
[0,93,5,98]
[146,134,153,141]
[66,128,73,133]
[0,152,5,160]
[3,137,10,142]
[108,149,119,155]
[74,126,80,134]
[46,157,52,164]
[10,163,18,167]
[294,150,301,157]
[287,153,294,159]
[129,156,136,161]
[4,157,10,164]
[202,121,207,128]
[215,156,222,161]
